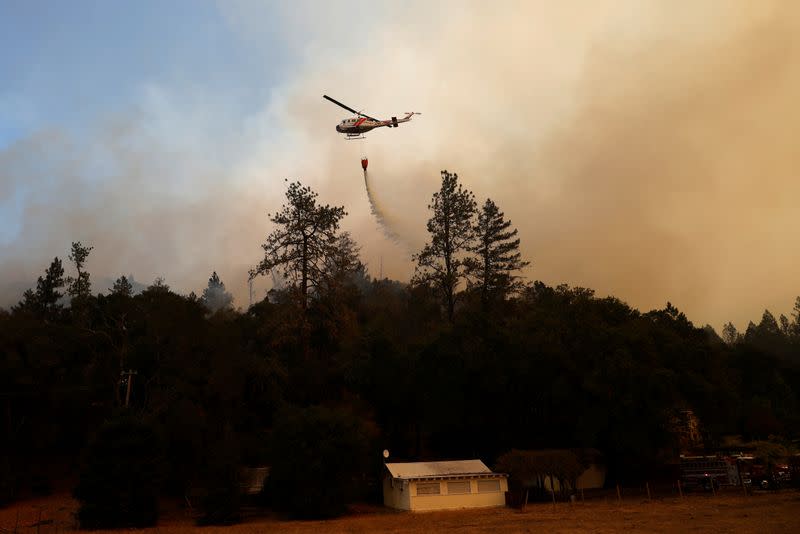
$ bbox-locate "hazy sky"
[1,0,799,330]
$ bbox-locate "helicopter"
[324,95,419,140]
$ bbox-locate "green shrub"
[265,405,376,519]
[73,415,163,529]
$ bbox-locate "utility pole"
[121,369,138,408]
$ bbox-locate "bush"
[73,415,163,529]
[195,427,242,526]
[265,405,376,519]
[496,449,586,500]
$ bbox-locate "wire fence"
[510,478,780,511]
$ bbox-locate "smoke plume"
[2,1,799,330]
[362,170,407,247]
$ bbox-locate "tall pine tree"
[201,271,234,313]
[110,275,133,297]
[412,170,476,322]
[721,321,739,345]
[465,198,529,308]
[15,257,66,320]
[251,181,351,310]
[791,296,800,337]
[67,241,94,300]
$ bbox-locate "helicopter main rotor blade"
[323,95,358,114]
[323,95,378,121]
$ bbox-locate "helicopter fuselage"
[335,113,417,138]
[336,117,381,135]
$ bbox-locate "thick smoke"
[2,1,799,329]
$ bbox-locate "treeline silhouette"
[1,172,798,525]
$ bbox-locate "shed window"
[416,482,441,495]
[447,481,471,494]
[477,480,501,493]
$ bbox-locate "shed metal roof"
[385,460,501,480]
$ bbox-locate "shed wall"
[383,477,411,510]
[406,478,508,511]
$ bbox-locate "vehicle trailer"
[680,455,739,491]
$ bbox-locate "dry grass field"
[2,490,799,533]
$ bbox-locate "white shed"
[383,460,508,511]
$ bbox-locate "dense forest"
[1,171,799,525]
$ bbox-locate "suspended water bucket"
[361,157,368,170]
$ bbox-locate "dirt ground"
[2,490,800,533]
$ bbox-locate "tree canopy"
[465,198,529,307]
[201,271,234,313]
[251,181,349,309]
[412,170,477,321]
[1,174,798,520]
[67,241,94,300]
